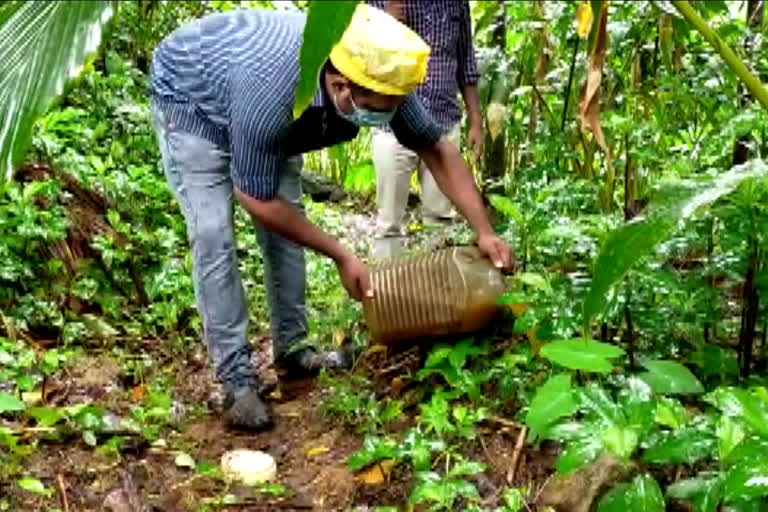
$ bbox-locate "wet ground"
[2,332,558,512]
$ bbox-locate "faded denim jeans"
[151,103,307,393]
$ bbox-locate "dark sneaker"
[275,347,353,379]
[223,388,273,431]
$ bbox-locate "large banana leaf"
[292,0,358,119]
[0,0,115,180]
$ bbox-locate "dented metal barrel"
[362,246,506,345]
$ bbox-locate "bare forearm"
[418,140,494,237]
[234,189,348,263]
[461,84,482,127]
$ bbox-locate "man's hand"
[336,252,373,301]
[467,121,484,162]
[477,233,514,271]
[383,0,406,22]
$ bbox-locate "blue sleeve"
[390,94,444,151]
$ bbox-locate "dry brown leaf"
[306,445,330,458]
[578,2,612,169]
[131,385,145,402]
[356,459,396,485]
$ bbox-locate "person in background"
[366,0,484,260]
[150,4,511,431]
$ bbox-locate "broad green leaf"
[0,391,25,413]
[725,439,768,466]
[525,374,578,440]
[582,217,671,332]
[690,346,739,379]
[293,0,358,119]
[643,428,716,465]
[582,161,768,332]
[655,397,689,430]
[667,476,724,512]
[540,339,625,373]
[26,407,66,427]
[579,384,624,425]
[0,1,115,180]
[724,462,768,502]
[347,437,399,471]
[513,272,552,293]
[555,437,602,474]
[638,360,704,395]
[598,474,665,512]
[488,194,524,226]
[706,387,768,438]
[618,378,655,432]
[601,426,639,460]
[17,477,52,497]
[717,417,745,461]
[501,488,524,512]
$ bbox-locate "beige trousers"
[372,123,461,260]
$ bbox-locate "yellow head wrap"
[329,3,430,96]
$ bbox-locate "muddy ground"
[3,332,557,512]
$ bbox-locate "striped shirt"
[366,0,479,131]
[150,9,443,200]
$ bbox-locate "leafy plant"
[0,1,115,179]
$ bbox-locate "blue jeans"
[151,103,308,393]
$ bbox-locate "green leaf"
[26,407,66,427]
[643,428,716,465]
[582,161,768,332]
[0,1,115,180]
[0,391,25,413]
[655,397,689,430]
[513,272,552,293]
[525,374,578,440]
[690,346,739,379]
[540,339,625,373]
[601,426,639,460]
[638,360,704,395]
[667,476,724,512]
[579,383,624,426]
[583,217,671,332]
[598,474,665,512]
[449,460,485,477]
[17,477,52,497]
[706,387,768,438]
[556,437,602,474]
[347,436,399,471]
[717,416,745,461]
[488,194,524,226]
[724,462,768,502]
[293,0,359,119]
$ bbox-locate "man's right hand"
[383,0,406,22]
[335,252,373,301]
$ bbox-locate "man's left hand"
[467,122,484,162]
[477,233,514,271]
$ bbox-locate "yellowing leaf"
[356,459,396,485]
[332,329,346,347]
[486,102,507,141]
[307,445,330,458]
[575,3,594,38]
[509,303,531,316]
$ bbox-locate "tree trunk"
[482,1,507,181]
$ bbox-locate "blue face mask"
[334,93,395,127]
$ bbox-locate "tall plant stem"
[671,0,768,113]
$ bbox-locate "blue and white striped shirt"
[150,9,443,200]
